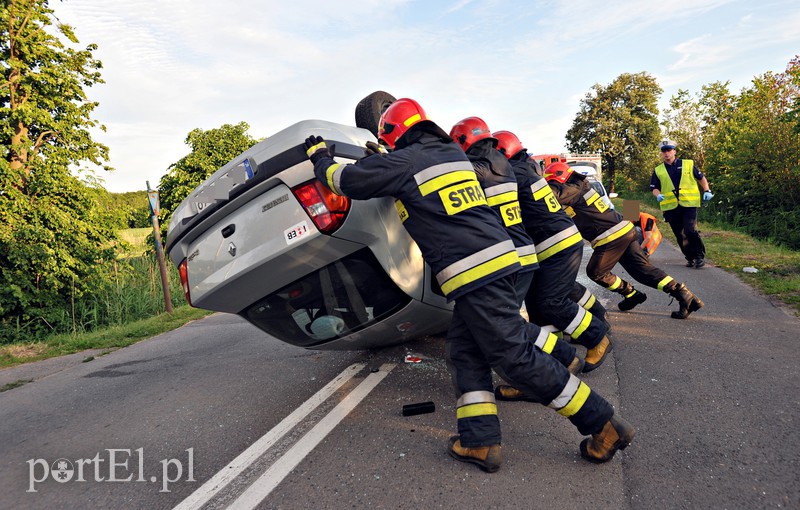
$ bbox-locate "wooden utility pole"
[147,181,173,314]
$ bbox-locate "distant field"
[118,227,151,256]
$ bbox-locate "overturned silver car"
[165,118,453,350]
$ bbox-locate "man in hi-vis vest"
[650,139,714,268]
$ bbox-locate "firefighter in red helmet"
[491,130,613,381]
[544,162,704,319]
[449,117,582,375]
[304,98,634,472]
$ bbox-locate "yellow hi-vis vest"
[655,160,701,210]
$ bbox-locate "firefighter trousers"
[524,244,608,349]
[446,274,614,447]
[514,269,575,366]
[586,229,675,295]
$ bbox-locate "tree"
[1,0,114,340]
[661,82,736,174]
[566,72,662,192]
[157,122,257,233]
[707,58,800,248]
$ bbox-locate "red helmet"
[543,162,574,184]
[378,98,428,149]
[492,130,524,159]
[449,116,494,152]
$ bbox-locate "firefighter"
[491,130,613,377]
[304,98,634,471]
[544,162,704,320]
[449,117,582,375]
[650,139,713,268]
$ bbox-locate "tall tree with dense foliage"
[0,0,114,340]
[566,72,662,192]
[706,57,800,248]
[158,122,256,233]
[661,82,736,175]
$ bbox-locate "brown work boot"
[567,355,585,375]
[669,282,704,319]
[579,415,636,463]
[494,384,536,402]
[582,335,612,373]
[448,435,502,473]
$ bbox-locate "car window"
[590,181,606,197]
[243,248,411,347]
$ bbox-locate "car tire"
[355,91,396,137]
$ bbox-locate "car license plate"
[284,221,310,245]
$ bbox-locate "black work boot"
[448,435,502,473]
[669,282,704,319]
[618,289,647,311]
[580,414,636,463]
[583,335,612,373]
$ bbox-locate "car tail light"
[291,180,351,234]
[178,258,192,306]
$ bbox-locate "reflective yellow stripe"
[536,232,583,262]
[419,170,477,196]
[572,310,593,338]
[625,290,636,298]
[403,113,421,127]
[557,381,591,417]
[565,307,592,338]
[533,329,557,353]
[541,332,557,354]
[440,251,519,296]
[592,221,634,248]
[608,276,623,291]
[583,294,596,310]
[457,402,498,419]
[585,191,601,205]
[657,276,674,291]
[305,141,326,157]
[438,240,516,284]
[519,253,539,266]
[325,163,343,193]
[532,180,552,200]
[486,190,518,206]
[518,246,539,266]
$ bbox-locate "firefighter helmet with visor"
[450,117,495,152]
[377,98,428,149]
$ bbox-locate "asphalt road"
[0,241,797,509]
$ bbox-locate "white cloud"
[51,0,800,192]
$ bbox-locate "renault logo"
[228,243,236,257]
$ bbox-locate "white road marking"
[173,363,366,510]
[227,363,396,510]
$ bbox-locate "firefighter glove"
[703,191,714,202]
[364,141,386,157]
[304,135,333,164]
[656,193,665,203]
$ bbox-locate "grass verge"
[0,305,213,369]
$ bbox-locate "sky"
[51,0,800,193]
